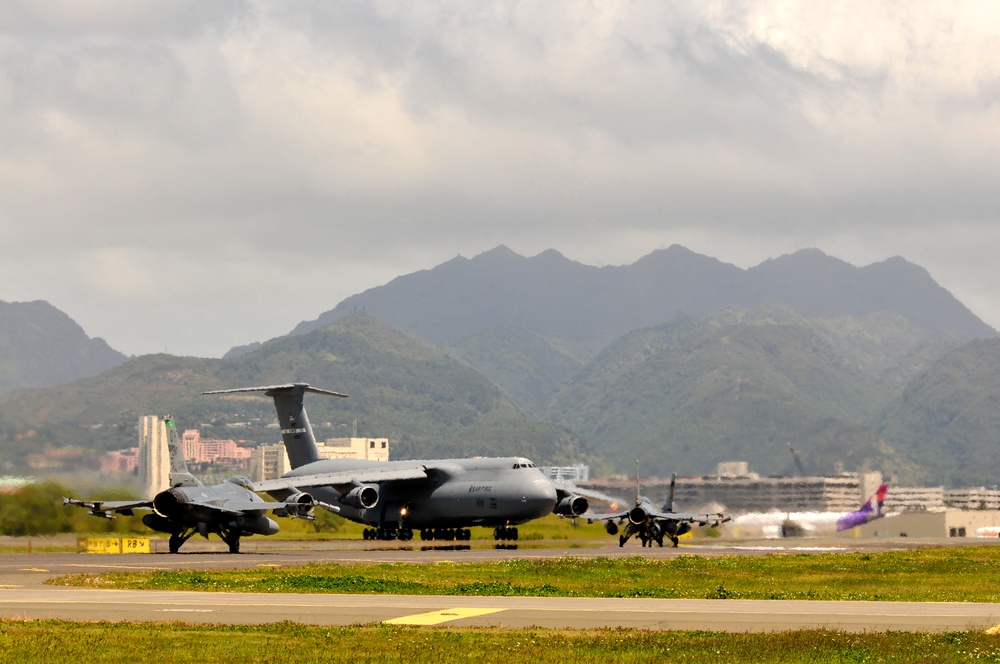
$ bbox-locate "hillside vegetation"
[3,246,1000,487]
[0,316,591,473]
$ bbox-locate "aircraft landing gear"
[418,528,471,541]
[218,525,242,553]
[362,526,415,541]
[493,526,518,541]
[167,530,196,553]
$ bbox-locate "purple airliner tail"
[836,483,889,531]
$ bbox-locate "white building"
[138,415,170,497]
[249,437,390,482]
[542,464,590,483]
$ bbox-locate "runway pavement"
[1,586,998,632]
[1,537,998,633]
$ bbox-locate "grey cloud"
[1,1,999,356]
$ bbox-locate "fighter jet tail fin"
[164,416,201,488]
[662,472,677,513]
[202,383,348,469]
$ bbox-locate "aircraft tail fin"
[165,416,201,488]
[858,483,889,514]
[836,482,890,531]
[202,383,348,469]
[662,472,677,513]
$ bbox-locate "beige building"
[249,437,389,482]
[853,509,1000,539]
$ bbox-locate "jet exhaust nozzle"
[152,489,187,520]
[628,506,649,525]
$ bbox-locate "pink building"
[100,448,140,473]
[183,430,251,465]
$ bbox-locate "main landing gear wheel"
[493,526,518,541]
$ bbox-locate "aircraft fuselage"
[279,457,557,529]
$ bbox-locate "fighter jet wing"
[205,499,312,514]
[252,464,430,493]
[585,509,630,523]
[63,497,153,517]
[649,509,732,526]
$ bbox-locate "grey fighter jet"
[203,384,588,542]
[587,470,730,547]
[64,416,338,553]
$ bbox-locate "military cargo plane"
[64,416,338,553]
[203,384,589,541]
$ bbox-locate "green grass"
[1,621,998,663]
[51,546,1000,602]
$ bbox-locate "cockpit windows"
[512,459,537,469]
[227,475,254,489]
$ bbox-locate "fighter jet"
[203,384,588,542]
[64,416,338,553]
[586,468,730,547]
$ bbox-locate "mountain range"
[2,246,999,487]
[286,245,994,360]
[0,300,127,396]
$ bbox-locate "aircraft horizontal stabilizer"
[201,383,348,398]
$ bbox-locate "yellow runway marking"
[384,608,506,626]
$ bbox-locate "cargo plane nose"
[519,474,558,520]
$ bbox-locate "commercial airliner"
[731,483,890,538]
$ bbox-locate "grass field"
[18,542,1000,661]
[51,545,1000,603]
[1,621,999,663]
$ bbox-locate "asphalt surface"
[1,536,998,633]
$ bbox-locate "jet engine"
[273,491,316,519]
[233,514,280,536]
[152,488,187,521]
[339,484,379,509]
[628,505,650,525]
[553,495,589,516]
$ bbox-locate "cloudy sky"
[2,1,998,357]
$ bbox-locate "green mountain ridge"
[0,316,591,474]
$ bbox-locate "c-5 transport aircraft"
[203,383,590,542]
[731,483,891,538]
[586,470,730,547]
[65,416,337,553]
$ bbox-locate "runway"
[1,537,998,633]
[1,586,998,632]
